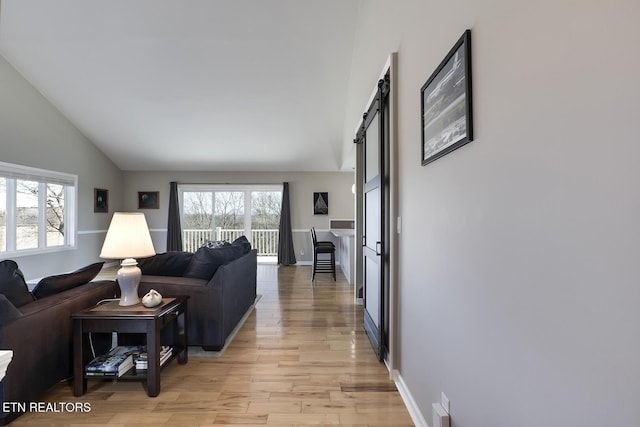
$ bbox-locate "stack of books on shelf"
[135,346,172,370]
[85,346,136,377]
[86,345,174,376]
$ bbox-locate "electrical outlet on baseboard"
[441,392,450,414]
[432,403,450,427]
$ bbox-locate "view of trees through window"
[181,188,281,254]
[16,180,40,250]
[46,183,65,246]
[182,191,212,231]
[182,191,245,231]
[216,192,245,230]
[0,175,69,253]
[251,191,282,230]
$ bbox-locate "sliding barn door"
[356,73,390,361]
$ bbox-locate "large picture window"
[0,162,77,255]
[179,185,281,257]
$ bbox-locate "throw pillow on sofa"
[32,261,104,299]
[138,251,193,276]
[231,235,252,254]
[201,240,230,249]
[0,260,35,307]
[183,245,246,280]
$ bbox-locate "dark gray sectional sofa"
[0,260,118,425]
[138,237,257,351]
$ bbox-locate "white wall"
[347,1,640,426]
[122,171,354,260]
[0,55,123,279]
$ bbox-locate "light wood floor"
[13,265,414,426]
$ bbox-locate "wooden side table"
[72,296,188,397]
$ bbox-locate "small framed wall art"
[94,188,108,213]
[138,191,159,209]
[421,29,473,166]
[313,192,328,215]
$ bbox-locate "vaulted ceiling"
[0,0,361,172]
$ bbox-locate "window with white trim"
[179,184,281,255]
[0,161,77,255]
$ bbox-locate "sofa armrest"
[210,249,257,289]
[0,280,117,424]
[138,274,223,348]
[210,249,257,339]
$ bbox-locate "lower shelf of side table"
[84,344,186,381]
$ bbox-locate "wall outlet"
[432,403,450,427]
[441,392,450,414]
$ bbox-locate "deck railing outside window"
[183,228,279,256]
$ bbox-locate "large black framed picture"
[421,29,473,166]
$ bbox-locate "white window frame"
[0,161,77,256]
[178,183,282,242]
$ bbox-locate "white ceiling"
[0,0,361,172]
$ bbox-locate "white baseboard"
[392,369,429,427]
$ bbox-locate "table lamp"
[100,212,156,306]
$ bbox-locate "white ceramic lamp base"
[117,258,142,306]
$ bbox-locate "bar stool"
[310,227,336,281]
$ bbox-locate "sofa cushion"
[32,262,104,299]
[139,251,193,276]
[184,245,246,280]
[201,240,230,249]
[0,260,35,307]
[231,235,252,254]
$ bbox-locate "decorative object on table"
[94,188,108,213]
[421,29,473,166]
[138,191,159,209]
[313,192,329,215]
[142,289,163,308]
[100,212,156,306]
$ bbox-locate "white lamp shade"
[100,212,156,259]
